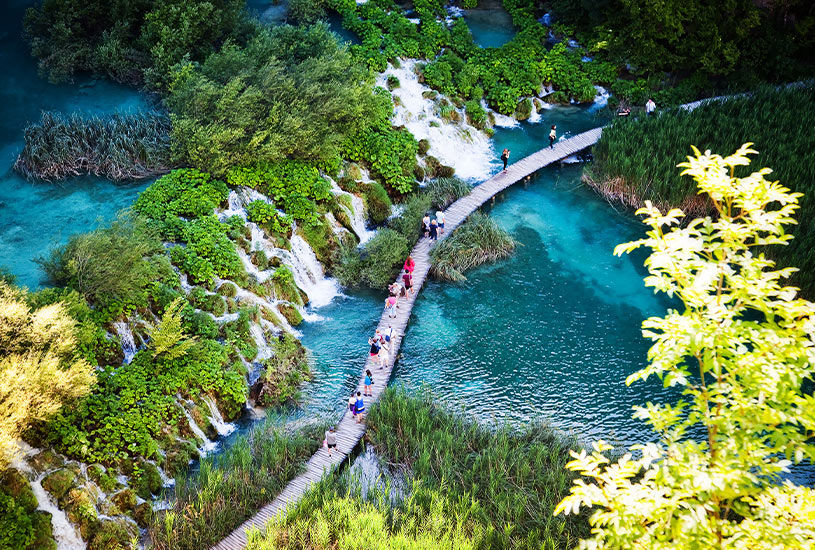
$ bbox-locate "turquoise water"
[461,1,516,49]
[0,0,151,288]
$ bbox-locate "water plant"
[253,334,313,407]
[423,177,471,210]
[430,212,517,282]
[14,111,173,182]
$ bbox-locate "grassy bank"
[246,388,590,550]
[148,419,325,550]
[588,83,815,294]
[430,211,517,282]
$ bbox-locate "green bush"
[255,334,312,407]
[417,138,430,156]
[430,212,517,282]
[271,267,302,306]
[387,193,431,247]
[335,228,408,290]
[134,169,228,225]
[423,177,471,210]
[361,182,392,225]
[464,99,487,129]
[245,201,291,236]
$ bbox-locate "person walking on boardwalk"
[354,391,365,423]
[373,329,388,368]
[364,369,374,396]
[369,335,381,366]
[435,209,445,235]
[402,268,414,296]
[549,125,557,148]
[325,426,337,457]
[422,214,431,238]
[349,394,357,419]
[645,98,656,116]
[501,148,510,171]
[404,255,415,274]
[429,219,439,241]
[385,294,398,318]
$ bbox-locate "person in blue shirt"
[364,370,373,396]
[354,391,365,423]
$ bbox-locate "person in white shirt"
[435,209,445,235]
[645,98,656,115]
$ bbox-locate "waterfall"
[326,177,375,244]
[589,85,610,111]
[202,395,236,437]
[11,448,85,550]
[285,236,340,308]
[376,60,494,182]
[179,405,218,455]
[112,321,136,364]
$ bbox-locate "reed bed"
[14,111,173,181]
[590,83,815,294]
[430,212,517,282]
[245,387,590,550]
[423,176,472,210]
[148,419,325,550]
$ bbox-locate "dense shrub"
[387,193,432,247]
[430,212,517,282]
[361,182,392,225]
[589,83,815,295]
[167,23,379,175]
[423,177,471,210]
[245,201,291,236]
[134,169,228,224]
[254,334,312,407]
[14,111,173,182]
[334,228,408,290]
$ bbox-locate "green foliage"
[245,201,291,236]
[13,111,172,182]
[387,193,431,247]
[278,304,304,327]
[147,297,197,360]
[334,228,408,290]
[343,125,418,194]
[148,420,324,550]
[589,83,815,295]
[23,0,247,87]
[423,177,471,210]
[464,99,487,129]
[167,23,379,175]
[0,470,43,550]
[175,216,245,284]
[187,287,226,316]
[37,214,163,310]
[430,212,517,282]
[134,169,228,225]
[271,267,302,306]
[287,0,327,23]
[558,144,815,548]
[255,334,312,407]
[299,218,337,269]
[361,182,392,225]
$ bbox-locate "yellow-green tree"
[0,283,95,469]
[556,144,815,548]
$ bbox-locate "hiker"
[645,98,656,116]
[354,391,365,423]
[402,269,414,296]
[429,219,438,241]
[404,255,415,274]
[349,394,357,419]
[364,369,374,396]
[549,125,557,148]
[422,214,431,237]
[369,335,381,365]
[385,294,398,318]
[435,209,445,235]
[501,148,510,171]
[325,427,337,457]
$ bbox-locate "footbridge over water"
[212,126,604,550]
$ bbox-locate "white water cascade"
[202,395,236,437]
[180,405,218,455]
[11,447,85,550]
[327,177,375,244]
[112,321,136,364]
[376,60,495,181]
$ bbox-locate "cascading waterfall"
[376,60,494,181]
[11,447,85,550]
[179,405,218,455]
[326,177,375,244]
[202,395,236,437]
[112,321,136,364]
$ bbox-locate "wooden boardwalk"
[210,127,603,550]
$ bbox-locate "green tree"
[0,283,95,469]
[556,144,815,547]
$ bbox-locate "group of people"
[323,255,419,455]
[618,98,657,117]
[421,210,445,240]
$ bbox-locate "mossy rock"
[88,518,138,550]
[133,502,152,529]
[111,489,137,515]
[422,90,438,100]
[272,234,291,250]
[337,175,359,193]
[41,469,76,501]
[217,281,237,298]
[346,163,363,182]
[269,255,282,268]
[29,450,64,475]
[1,469,37,511]
[226,297,238,314]
[29,510,57,550]
[271,267,303,306]
[251,249,270,271]
[278,304,303,326]
[515,97,533,120]
[437,164,456,178]
[163,439,198,478]
[131,461,162,500]
[87,464,119,494]
[64,487,99,540]
[417,139,430,156]
[362,182,392,226]
[297,218,337,270]
[413,165,426,181]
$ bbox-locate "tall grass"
[147,419,325,550]
[424,177,472,210]
[430,212,517,282]
[589,82,815,294]
[246,388,590,550]
[14,111,173,181]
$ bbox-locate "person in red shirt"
[402,269,413,295]
[403,256,415,274]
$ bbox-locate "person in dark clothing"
[429,219,438,240]
[501,148,510,171]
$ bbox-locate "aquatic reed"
[14,111,173,182]
[430,212,517,282]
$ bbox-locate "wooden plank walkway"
[210,127,604,550]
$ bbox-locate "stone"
[0,469,37,511]
[88,518,138,550]
[41,469,77,501]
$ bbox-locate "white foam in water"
[377,60,494,182]
[180,405,218,455]
[326,177,375,244]
[589,85,609,111]
[286,235,340,308]
[527,100,541,123]
[11,447,86,550]
[202,395,236,437]
[113,321,136,364]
